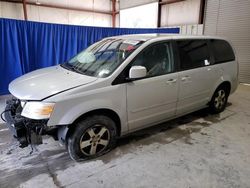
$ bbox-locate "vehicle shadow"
[99,103,234,163]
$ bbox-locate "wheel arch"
[216,81,231,94]
[209,80,231,104]
[58,108,121,145]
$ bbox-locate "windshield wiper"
[61,62,72,70]
[61,63,85,74]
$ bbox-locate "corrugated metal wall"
[160,0,201,27]
[204,0,250,83]
[179,24,203,35]
[0,0,113,27]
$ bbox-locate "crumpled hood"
[9,65,98,100]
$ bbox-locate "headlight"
[20,101,26,107]
[21,102,55,120]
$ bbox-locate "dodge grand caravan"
[2,34,238,161]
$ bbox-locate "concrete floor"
[0,84,250,188]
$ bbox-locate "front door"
[126,41,178,131]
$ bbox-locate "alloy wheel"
[214,89,226,110]
[79,125,110,156]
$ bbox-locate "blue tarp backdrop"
[0,18,179,95]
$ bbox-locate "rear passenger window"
[210,39,235,64]
[177,40,210,70]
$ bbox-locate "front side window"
[210,39,235,64]
[130,42,174,77]
[62,39,144,77]
[177,40,210,70]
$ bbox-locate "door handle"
[166,78,177,84]
[181,76,190,81]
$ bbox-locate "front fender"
[49,99,119,125]
[46,84,128,134]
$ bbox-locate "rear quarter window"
[210,39,235,64]
[176,40,211,70]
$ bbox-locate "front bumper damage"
[1,98,57,148]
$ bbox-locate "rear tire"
[209,86,229,114]
[67,115,117,161]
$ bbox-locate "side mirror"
[129,66,147,80]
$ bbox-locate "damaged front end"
[1,98,57,148]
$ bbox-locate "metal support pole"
[22,0,28,20]
[112,0,116,27]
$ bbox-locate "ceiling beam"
[159,0,185,5]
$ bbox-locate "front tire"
[67,115,117,161]
[209,86,229,114]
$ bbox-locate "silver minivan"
[2,34,238,161]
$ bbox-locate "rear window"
[177,40,211,70]
[210,39,235,64]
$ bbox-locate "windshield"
[61,38,144,77]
